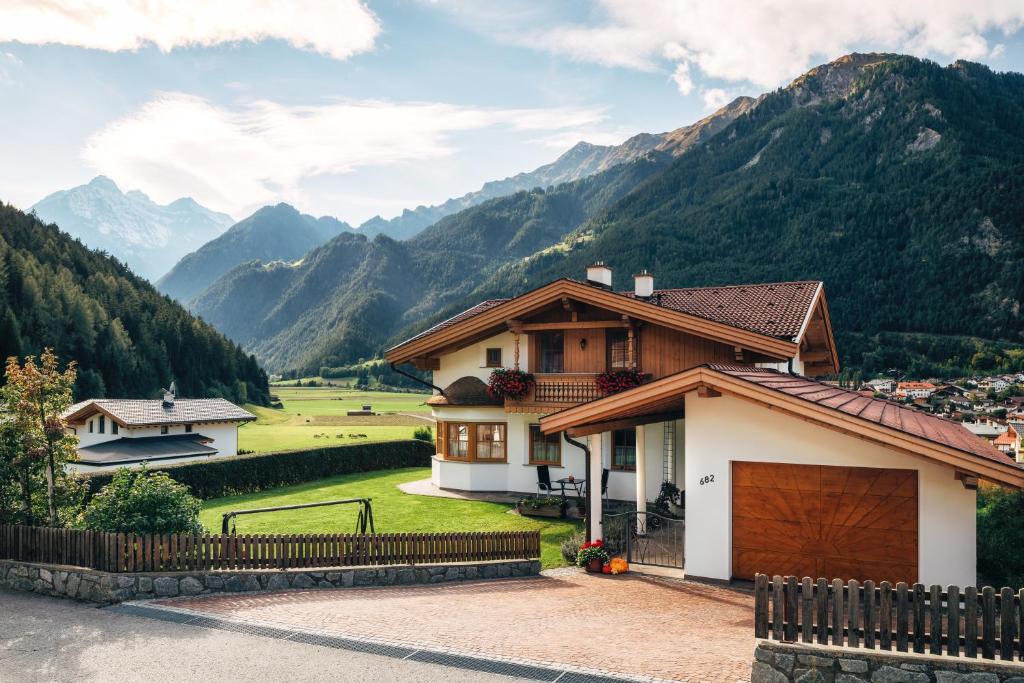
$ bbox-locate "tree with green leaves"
[1,349,81,526]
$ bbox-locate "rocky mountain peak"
[786,52,899,106]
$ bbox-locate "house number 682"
[699,474,715,486]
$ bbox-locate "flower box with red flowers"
[486,368,535,401]
[595,369,646,396]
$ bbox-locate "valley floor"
[240,385,432,453]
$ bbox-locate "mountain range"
[186,53,1024,378]
[30,176,235,280]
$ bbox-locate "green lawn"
[240,386,432,453]
[200,468,581,569]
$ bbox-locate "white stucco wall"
[433,331,529,390]
[683,392,977,586]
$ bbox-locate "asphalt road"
[0,589,527,682]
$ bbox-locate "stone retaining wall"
[0,558,541,604]
[754,640,1024,683]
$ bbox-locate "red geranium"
[595,369,646,396]
[487,368,535,400]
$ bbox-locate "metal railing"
[602,510,684,569]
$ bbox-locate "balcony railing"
[506,374,602,411]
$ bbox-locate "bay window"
[436,421,507,462]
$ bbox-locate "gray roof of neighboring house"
[75,434,218,466]
[64,398,255,427]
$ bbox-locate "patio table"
[556,477,585,498]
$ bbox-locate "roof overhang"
[64,402,128,428]
[386,279,800,365]
[794,284,840,376]
[540,366,1024,489]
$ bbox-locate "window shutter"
[436,420,446,457]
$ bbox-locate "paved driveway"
[0,589,521,683]
[157,569,756,682]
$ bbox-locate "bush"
[78,440,434,501]
[560,530,586,564]
[978,485,1024,588]
[80,466,203,534]
[412,426,433,442]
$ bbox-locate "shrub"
[80,466,203,534]
[412,426,433,442]
[560,530,586,564]
[978,485,1024,588]
[78,440,434,501]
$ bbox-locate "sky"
[2,1,1024,226]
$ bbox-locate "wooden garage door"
[732,462,918,583]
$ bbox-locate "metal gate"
[601,511,684,569]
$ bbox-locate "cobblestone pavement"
[157,569,756,682]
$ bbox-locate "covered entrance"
[731,461,918,584]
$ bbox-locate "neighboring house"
[984,378,1012,394]
[895,381,936,399]
[387,263,1023,588]
[865,378,896,393]
[993,425,1018,456]
[63,386,255,471]
[1007,421,1024,463]
[961,418,1007,441]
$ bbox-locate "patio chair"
[535,465,564,497]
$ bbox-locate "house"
[961,418,1007,441]
[895,381,936,400]
[386,263,1023,587]
[1006,421,1024,462]
[993,425,1018,456]
[865,378,896,394]
[63,385,255,471]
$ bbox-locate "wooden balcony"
[505,374,603,413]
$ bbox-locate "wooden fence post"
[863,580,875,649]
[832,578,845,647]
[930,584,943,655]
[983,586,996,660]
[801,577,813,644]
[785,576,798,642]
[965,585,979,658]
[913,584,926,654]
[948,586,961,658]
[754,574,769,639]
[816,578,829,646]
[1000,586,1015,661]
[848,580,860,648]
[772,576,784,641]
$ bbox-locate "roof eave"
[540,366,1024,489]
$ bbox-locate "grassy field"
[240,386,432,453]
[200,468,581,569]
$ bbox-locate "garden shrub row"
[79,440,434,500]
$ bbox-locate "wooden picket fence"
[755,574,1024,661]
[0,524,540,573]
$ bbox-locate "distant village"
[844,373,1024,463]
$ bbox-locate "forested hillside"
[0,203,270,403]
[478,55,1024,370]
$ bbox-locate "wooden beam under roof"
[565,411,684,438]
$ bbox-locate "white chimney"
[585,261,613,289]
[634,270,654,298]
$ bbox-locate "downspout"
[389,362,447,398]
[563,432,592,542]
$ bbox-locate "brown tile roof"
[64,398,255,427]
[397,280,820,352]
[627,281,820,340]
[707,364,1013,465]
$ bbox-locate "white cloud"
[671,63,694,95]
[701,88,730,110]
[81,93,606,214]
[0,51,23,85]
[0,1,380,60]
[436,1,1024,89]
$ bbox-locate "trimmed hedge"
[78,440,433,501]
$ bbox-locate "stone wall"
[0,558,541,604]
[755,640,1024,683]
